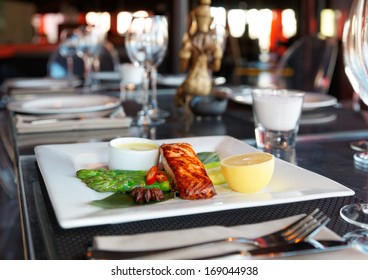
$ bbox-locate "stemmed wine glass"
[76,25,106,89]
[340,0,368,251]
[59,28,80,87]
[125,15,169,125]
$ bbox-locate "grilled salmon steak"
[160,143,216,200]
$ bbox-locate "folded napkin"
[92,215,368,260]
[15,109,132,134]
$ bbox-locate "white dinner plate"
[34,135,354,229]
[300,112,337,125]
[7,95,121,116]
[224,86,338,111]
[157,74,226,87]
[3,77,81,89]
[302,93,338,110]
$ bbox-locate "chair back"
[273,34,338,94]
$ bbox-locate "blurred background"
[0,0,354,100]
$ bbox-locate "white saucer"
[223,86,338,111]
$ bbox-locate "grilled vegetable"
[76,168,171,193]
[198,152,226,185]
[145,166,158,185]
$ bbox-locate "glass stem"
[142,65,151,112]
[66,56,74,82]
[136,65,153,126]
[150,65,158,110]
[93,56,101,72]
[83,56,94,88]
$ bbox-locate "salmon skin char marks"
[160,143,216,200]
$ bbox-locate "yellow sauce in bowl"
[115,143,158,151]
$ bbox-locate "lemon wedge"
[221,152,275,193]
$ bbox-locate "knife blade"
[86,240,350,260]
[203,239,350,259]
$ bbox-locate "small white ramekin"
[108,137,159,170]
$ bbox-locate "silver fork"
[87,208,330,259]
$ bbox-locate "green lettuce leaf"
[90,192,175,209]
[197,152,220,164]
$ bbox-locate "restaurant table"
[2,88,368,259]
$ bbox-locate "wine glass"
[59,28,80,87]
[125,15,169,125]
[340,0,368,252]
[76,25,106,89]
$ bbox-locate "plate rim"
[157,74,226,87]
[7,94,121,115]
[225,88,338,110]
[5,77,81,89]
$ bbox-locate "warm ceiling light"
[282,9,297,38]
[321,9,336,37]
[86,12,111,32]
[210,7,226,27]
[117,12,132,35]
[132,10,149,17]
[228,9,246,38]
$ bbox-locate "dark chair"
[272,34,338,94]
[47,41,120,79]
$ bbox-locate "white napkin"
[15,109,132,134]
[92,215,368,260]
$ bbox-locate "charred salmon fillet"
[160,143,216,200]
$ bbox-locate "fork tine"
[281,208,320,237]
[295,216,331,242]
[285,212,330,243]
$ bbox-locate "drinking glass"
[340,0,368,252]
[125,15,169,125]
[76,25,106,89]
[252,89,304,151]
[59,28,80,86]
[119,63,144,100]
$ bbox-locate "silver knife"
[86,240,350,260]
[203,239,350,259]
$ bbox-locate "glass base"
[255,127,297,151]
[343,229,368,254]
[350,140,368,152]
[134,110,165,126]
[353,152,368,169]
[149,107,170,119]
[340,203,368,229]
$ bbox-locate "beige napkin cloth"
[92,215,368,260]
[15,109,132,134]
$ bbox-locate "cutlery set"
[87,209,351,260]
[87,239,350,260]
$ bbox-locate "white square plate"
[34,136,354,229]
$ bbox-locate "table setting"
[17,151,368,260]
[0,77,82,108]
[7,94,132,134]
[3,1,368,263]
[15,123,368,260]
